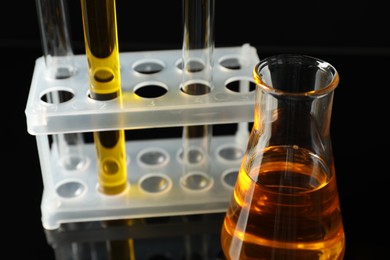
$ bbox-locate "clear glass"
[180,0,215,191]
[181,0,214,84]
[221,54,345,260]
[35,0,76,79]
[36,0,86,171]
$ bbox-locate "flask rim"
[253,54,339,97]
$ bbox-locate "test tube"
[181,0,215,190]
[36,0,86,171]
[36,0,76,79]
[80,0,128,196]
[80,0,134,258]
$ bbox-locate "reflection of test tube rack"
[26,1,259,231]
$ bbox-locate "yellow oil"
[80,0,127,195]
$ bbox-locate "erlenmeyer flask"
[221,54,345,260]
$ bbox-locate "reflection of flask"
[221,54,345,260]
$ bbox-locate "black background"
[3,1,389,259]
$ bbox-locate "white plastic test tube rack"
[25,44,259,230]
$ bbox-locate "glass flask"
[220,54,345,260]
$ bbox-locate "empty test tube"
[36,0,76,79]
[36,0,86,171]
[182,0,215,84]
[181,0,215,190]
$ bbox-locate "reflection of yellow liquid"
[103,219,136,260]
[221,146,345,260]
[80,0,127,195]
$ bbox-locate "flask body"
[221,54,345,260]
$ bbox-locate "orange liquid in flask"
[221,145,345,260]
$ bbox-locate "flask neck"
[254,89,335,156]
[252,54,339,161]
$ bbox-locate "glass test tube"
[36,0,86,171]
[181,0,215,190]
[80,0,128,195]
[36,0,76,79]
[80,0,135,258]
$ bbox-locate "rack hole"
[218,146,244,161]
[181,172,213,191]
[180,82,211,95]
[222,169,239,188]
[56,181,85,199]
[139,174,172,194]
[134,83,168,98]
[177,59,205,72]
[178,148,204,165]
[220,57,241,70]
[60,155,88,171]
[138,149,169,167]
[225,79,256,93]
[133,61,164,74]
[40,89,74,104]
[186,174,208,190]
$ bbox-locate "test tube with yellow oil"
[80,0,127,196]
[80,0,135,259]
